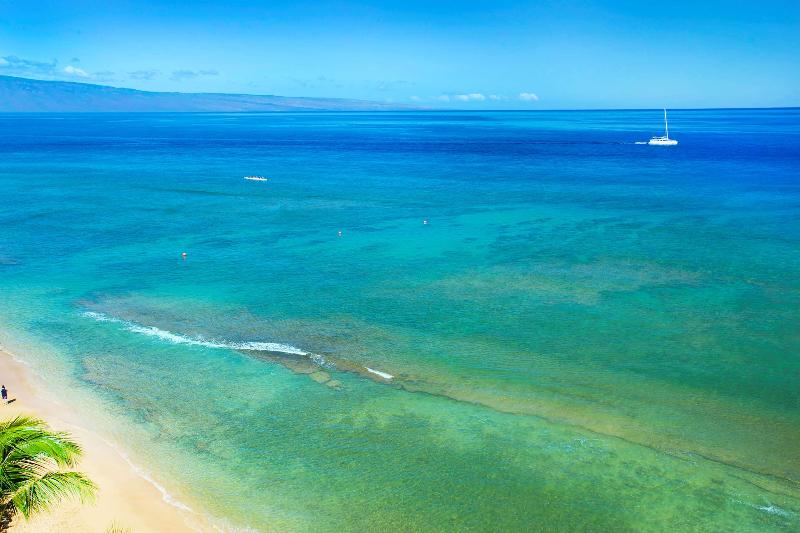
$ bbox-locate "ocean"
[0,110,798,531]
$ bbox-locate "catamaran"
[648,108,678,145]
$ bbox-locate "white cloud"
[436,95,450,102]
[488,94,508,101]
[453,93,486,102]
[409,95,422,101]
[0,55,57,75]
[519,92,539,101]
[0,55,100,81]
[63,65,89,78]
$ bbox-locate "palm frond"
[9,471,96,518]
[0,416,96,525]
[0,416,44,434]
[0,417,83,467]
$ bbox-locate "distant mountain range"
[0,76,416,112]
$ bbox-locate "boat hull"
[648,138,678,146]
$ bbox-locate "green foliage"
[0,416,96,530]
[105,522,132,533]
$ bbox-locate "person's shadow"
[5,399,16,404]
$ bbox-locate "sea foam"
[365,367,394,380]
[104,438,193,513]
[82,311,308,356]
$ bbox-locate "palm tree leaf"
[0,416,96,525]
[7,434,83,467]
[0,416,43,434]
[0,417,83,467]
[9,471,96,519]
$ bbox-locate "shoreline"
[0,347,207,533]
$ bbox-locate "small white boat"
[648,109,678,146]
[244,176,269,182]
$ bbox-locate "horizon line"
[0,107,797,114]
[2,75,797,112]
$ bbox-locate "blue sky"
[1,0,798,108]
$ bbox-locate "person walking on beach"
[1,385,7,402]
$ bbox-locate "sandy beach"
[0,348,204,533]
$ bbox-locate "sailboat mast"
[664,108,669,138]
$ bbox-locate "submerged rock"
[309,371,331,384]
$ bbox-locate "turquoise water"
[0,110,798,531]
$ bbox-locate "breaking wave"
[81,310,396,385]
[81,311,309,356]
